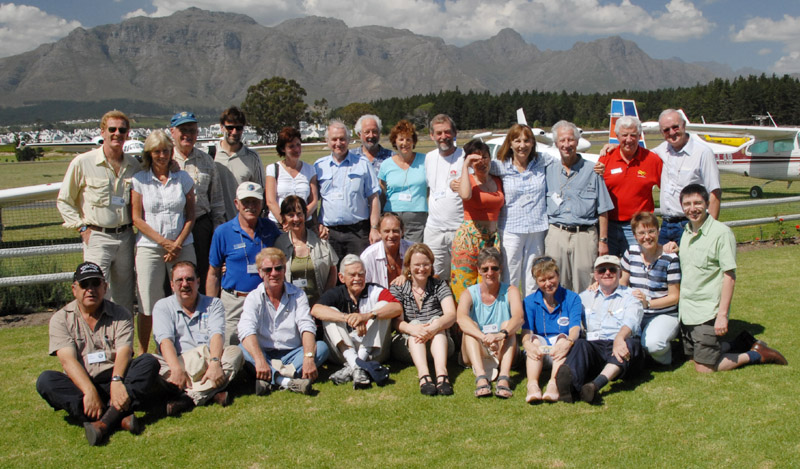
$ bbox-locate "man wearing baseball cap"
[555,255,644,404]
[207,182,281,345]
[36,262,163,445]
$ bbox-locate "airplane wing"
[683,123,799,140]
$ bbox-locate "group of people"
[38,106,787,446]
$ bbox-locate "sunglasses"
[634,229,658,237]
[595,266,618,274]
[225,125,244,132]
[79,278,103,289]
[480,265,501,273]
[260,265,285,274]
[533,256,554,266]
[107,127,128,134]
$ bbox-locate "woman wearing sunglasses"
[456,247,523,398]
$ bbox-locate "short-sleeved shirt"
[48,299,134,378]
[598,146,662,222]
[351,145,394,175]
[678,215,737,325]
[173,147,225,226]
[378,153,428,213]
[132,169,195,247]
[317,283,399,318]
[653,135,721,218]
[545,156,614,226]
[208,216,281,292]
[390,277,453,324]
[468,282,511,332]
[152,293,225,355]
[522,285,584,345]
[424,148,465,231]
[238,282,316,351]
[580,286,644,340]
[361,239,414,289]
[213,142,266,221]
[56,147,140,229]
[490,157,548,233]
[621,244,680,316]
[314,151,381,226]
[265,161,316,223]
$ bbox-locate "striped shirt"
[490,156,548,233]
[621,244,680,316]
[390,277,453,324]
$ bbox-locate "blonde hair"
[141,130,173,170]
[401,243,435,279]
[255,247,286,267]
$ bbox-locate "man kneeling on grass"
[36,262,163,446]
[672,184,787,373]
[556,255,644,403]
[239,248,329,395]
[152,261,244,416]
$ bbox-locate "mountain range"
[0,7,759,115]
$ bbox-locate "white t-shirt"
[266,161,316,222]
[424,147,464,231]
[653,134,721,218]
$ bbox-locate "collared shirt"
[653,135,721,218]
[317,283,399,318]
[152,293,225,355]
[48,299,133,378]
[173,147,225,227]
[351,144,394,175]
[621,244,680,316]
[314,151,381,226]
[490,157,548,233]
[390,277,453,324]
[424,147,465,231]
[678,215,736,325]
[544,155,614,226]
[274,230,339,303]
[361,239,414,288]
[598,146,662,222]
[265,161,316,223]
[208,216,281,292]
[57,147,141,229]
[579,285,643,340]
[378,152,428,213]
[522,285,584,345]
[131,169,194,248]
[238,282,315,351]
[213,142,266,221]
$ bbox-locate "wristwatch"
[370,311,378,320]
[111,375,124,382]
[304,352,314,358]
[209,357,220,363]
[500,329,509,339]
[599,237,609,243]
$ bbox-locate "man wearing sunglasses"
[213,106,266,221]
[57,110,139,316]
[36,262,163,446]
[555,255,644,404]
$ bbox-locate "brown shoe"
[83,421,110,446]
[166,395,195,416]
[120,414,143,435]
[212,391,231,407]
[752,341,788,365]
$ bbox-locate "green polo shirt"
[678,215,737,325]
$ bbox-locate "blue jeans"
[658,219,689,245]
[240,341,330,384]
[608,221,636,257]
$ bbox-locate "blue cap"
[170,111,197,128]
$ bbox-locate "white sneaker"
[353,367,371,389]
[330,365,353,385]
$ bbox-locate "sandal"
[495,375,513,399]
[419,375,437,396]
[474,374,492,398]
[436,375,454,396]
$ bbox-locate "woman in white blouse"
[265,126,319,227]
[131,130,196,354]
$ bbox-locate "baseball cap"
[74,262,105,282]
[593,255,621,269]
[236,182,264,201]
[170,111,197,128]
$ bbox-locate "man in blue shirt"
[556,255,644,404]
[206,182,281,345]
[315,120,382,260]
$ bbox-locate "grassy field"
[1,244,798,467]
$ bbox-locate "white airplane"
[19,136,144,159]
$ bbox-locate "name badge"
[482,324,499,334]
[233,243,246,250]
[329,191,344,200]
[610,167,623,175]
[247,264,258,274]
[111,196,125,206]
[557,316,570,327]
[540,345,552,355]
[550,193,563,206]
[292,278,308,288]
[433,190,447,200]
[398,192,413,202]
[587,331,601,341]
[87,350,107,364]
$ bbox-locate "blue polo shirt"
[315,151,381,226]
[209,216,280,292]
[522,285,584,345]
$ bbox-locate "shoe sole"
[555,367,574,403]
[83,422,102,446]
[580,383,596,403]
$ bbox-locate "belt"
[87,224,132,234]
[224,288,249,298]
[551,223,593,233]
[662,216,688,223]
[328,220,370,232]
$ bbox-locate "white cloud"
[731,15,800,74]
[774,51,800,75]
[0,3,82,57]
[758,48,771,56]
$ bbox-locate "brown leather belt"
[87,224,132,234]
[224,288,249,298]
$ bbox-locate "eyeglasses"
[174,276,196,284]
[480,265,501,273]
[79,278,103,289]
[225,125,244,132]
[595,266,618,274]
[660,124,681,134]
[106,127,128,134]
[634,229,658,236]
[260,265,285,274]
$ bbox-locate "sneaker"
[287,378,312,395]
[330,365,353,385]
[255,379,271,396]
[353,367,371,389]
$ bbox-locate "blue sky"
[2,0,799,74]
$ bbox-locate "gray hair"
[354,114,382,135]
[551,120,580,141]
[614,116,642,136]
[477,247,503,269]
[340,254,364,270]
[327,119,351,139]
[429,114,457,134]
[659,109,685,126]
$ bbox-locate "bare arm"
[56,347,104,420]
[708,189,721,219]
[455,288,483,340]
[158,338,192,390]
[503,285,525,335]
[598,212,609,256]
[648,282,680,310]
[206,266,222,298]
[300,331,318,381]
[714,270,735,336]
[108,344,133,412]
[458,156,478,200]
[307,175,320,216]
[241,334,270,382]
[368,192,381,244]
[324,265,338,291]
[311,304,348,323]
[612,325,633,362]
[200,333,226,388]
[265,174,282,224]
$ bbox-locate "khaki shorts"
[681,320,720,366]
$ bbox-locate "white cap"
[236,182,263,201]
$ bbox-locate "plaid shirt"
[491,157,548,233]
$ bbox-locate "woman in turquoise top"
[456,247,524,398]
[378,120,428,243]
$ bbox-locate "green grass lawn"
[1,245,798,467]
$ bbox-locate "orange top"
[463,174,504,221]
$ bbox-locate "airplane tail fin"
[609,99,646,148]
[516,108,528,126]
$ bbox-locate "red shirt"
[463,174,504,221]
[599,146,662,222]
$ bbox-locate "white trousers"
[500,230,547,296]
[423,225,456,280]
